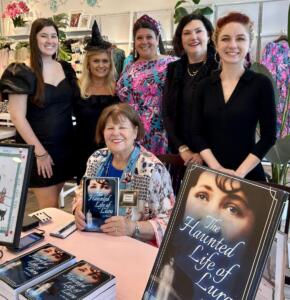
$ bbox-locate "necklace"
[187,61,206,77]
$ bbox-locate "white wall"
[1,0,289,58]
[2,0,284,17]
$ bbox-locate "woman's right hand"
[74,205,86,230]
[36,154,54,178]
[180,150,203,166]
[216,166,236,176]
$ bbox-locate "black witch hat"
[84,20,112,51]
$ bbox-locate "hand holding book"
[101,215,134,236]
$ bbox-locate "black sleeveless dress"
[74,94,119,183]
[0,61,80,187]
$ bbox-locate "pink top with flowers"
[117,56,176,155]
[261,40,290,138]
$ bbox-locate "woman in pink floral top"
[117,14,176,155]
[261,39,290,137]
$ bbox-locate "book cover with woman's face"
[144,166,285,300]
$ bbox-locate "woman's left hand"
[101,216,134,236]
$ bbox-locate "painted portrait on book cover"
[144,165,284,300]
[84,178,117,231]
[24,261,112,299]
[0,245,70,287]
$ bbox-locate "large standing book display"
[0,143,33,249]
[143,165,288,300]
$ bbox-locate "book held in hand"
[0,243,76,299]
[143,165,288,300]
[83,177,119,232]
[19,260,116,300]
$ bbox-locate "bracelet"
[132,221,141,238]
[35,151,48,158]
[178,145,189,153]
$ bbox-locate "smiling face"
[134,28,159,60]
[216,22,250,67]
[88,51,111,79]
[181,19,209,62]
[36,26,59,58]
[103,115,138,158]
[186,171,255,241]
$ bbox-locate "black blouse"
[190,69,277,181]
[162,55,218,153]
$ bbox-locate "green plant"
[49,13,72,61]
[253,4,290,185]
[250,62,290,185]
[174,0,213,24]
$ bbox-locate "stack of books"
[19,260,116,300]
[0,243,116,300]
[0,243,76,300]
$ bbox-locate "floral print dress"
[261,40,290,138]
[73,145,175,247]
[117,56,176,155]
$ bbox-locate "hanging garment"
[261,40,290,137]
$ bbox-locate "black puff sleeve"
[0,63,36,99]
[59,60,80,114]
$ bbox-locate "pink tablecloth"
[1,207,158,300]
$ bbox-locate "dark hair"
[133,17,165,60]
[173,13,215,57]
[181,168,272,244]
[29,18,59,106]
[96,103,145,144]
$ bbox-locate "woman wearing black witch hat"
[75,21,119,183]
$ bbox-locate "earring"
[214,52,221,69]
[214,52,219,64]
[54,47,59,60]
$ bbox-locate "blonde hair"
[79,48,116,98]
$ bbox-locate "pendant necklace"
[187,61,206,77]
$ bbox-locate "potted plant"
[174,0,213,24]
[2,1,30,34]
[49,13,72,61]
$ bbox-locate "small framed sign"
[0,143,34,248]
[69,11,82,28]
[119,190,138,207]
[79,14,91,29]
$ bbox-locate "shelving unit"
[1,0,288,58]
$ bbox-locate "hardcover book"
[143,165,288,300]
[83,177,119,232]
[19,260,116,300]
[0,243,76,299]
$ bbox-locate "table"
[1,208,158,300]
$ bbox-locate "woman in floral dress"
[117,14,176,155]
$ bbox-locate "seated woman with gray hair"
[73,103,175,247]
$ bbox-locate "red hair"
[214,12,254,45]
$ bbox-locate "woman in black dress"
[190,12,276,180]
[75,21,119,182]
[0,18,79,208]
[163,14,218,164]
